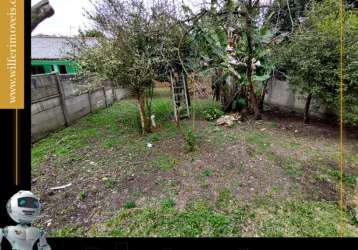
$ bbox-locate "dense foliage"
[265,0,311,33]
[275,0,358,125]
[182,0,286,118]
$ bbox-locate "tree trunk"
[303,93,312,124]
[245,4,262,120]
[137,93,151,134]
[31,0,55,32]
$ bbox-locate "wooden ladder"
[170,72,190,122]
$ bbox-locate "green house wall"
[31,59,77,74]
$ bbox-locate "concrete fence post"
[113,88,117,102]
[88,89,93,112]
[55,73,70,126]
[103,86,108,107]
[112,81,117,103]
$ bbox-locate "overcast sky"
[31,0,273,36]
[31,0,94,36]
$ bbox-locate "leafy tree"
[275,0,358,125]
[265,0,312,33]
[78,29,104,38]
[75,0,182,133]
[182,0,284,118]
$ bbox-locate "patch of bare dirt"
[173,141,293,210]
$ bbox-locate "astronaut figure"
[0,190,51,250]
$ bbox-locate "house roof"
[31,35,97,60]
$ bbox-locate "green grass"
[152,155,177,171]
[123,201,136,209]
[32,90,221,167]
[98,202,245,237]
[50,197,358,237]
[245,132,271,154]
[202,168,213,177]
[79,191,87,201]
[32,127,100,167]
[328,169,356,188]
[87,198,358,237]
[250,201,358,237]
[50,225,85,237]
[103,178,116,189]
[147,132,160,143]
[203,123,243,147]
[284,161,305,176]
[161,198,176,208]
[216,188,234,209]
[102,137,121,149]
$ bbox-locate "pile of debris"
[216,113,241,127]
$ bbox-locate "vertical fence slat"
[112,85,117,102]
[103,86,108,107]
[55,74,70,126]
[88,89,93,113]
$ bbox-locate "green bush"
[275,0,358,125]
[231,97,246,111]
[202,107,224,121]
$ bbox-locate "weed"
[271,186,280,193]
[216,188,233,209]
[124,201,136,209]
[103,137,120,149]
[314,174,328,182]
[104,178,116,189]
[161,198,176,208]
[183,128,201,152]
[79,191,87,201]
[154,155,176,171]
[200,180,210,189]
[202,169,213,177]
[285,162,304,176]
[328,169,356,188]
[147,133,160,143]
[51,226,85,237]
[238,162,246,173]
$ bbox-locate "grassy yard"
[32,88,358,237]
